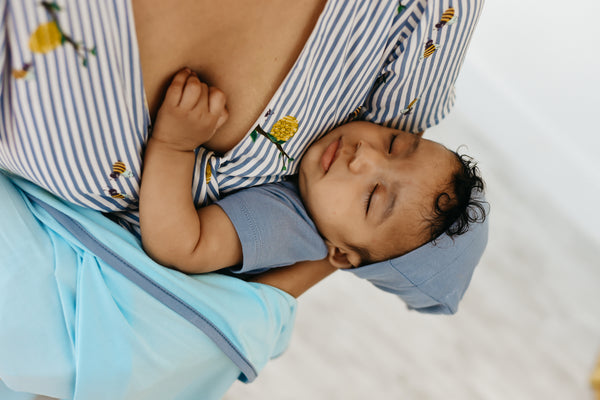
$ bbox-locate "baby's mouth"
[321,138,341,173]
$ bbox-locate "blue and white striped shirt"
[0,0,483,233]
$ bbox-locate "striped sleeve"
[361,0,484,133]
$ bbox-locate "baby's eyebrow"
[410,134,421,154]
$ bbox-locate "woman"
[0,0,484,398]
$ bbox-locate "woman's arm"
[139,68,241,273]
[249,258,337,298]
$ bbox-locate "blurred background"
[226,0,600,399]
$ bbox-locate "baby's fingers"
[208,87,229,129]
[164,68,192,107]
[208,87,226,113]
[180,75,208,110]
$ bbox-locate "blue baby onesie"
[216,181,328,274]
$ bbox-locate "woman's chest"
[133,0,327,154]
[133,0,399,204]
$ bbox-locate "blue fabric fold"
[0,171,297,400]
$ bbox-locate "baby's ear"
[326,244,360,269]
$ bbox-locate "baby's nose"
[348,141,380,174]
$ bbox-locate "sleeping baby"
[139,68,489,314]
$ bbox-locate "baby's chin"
[296,160,309,200]
[296,137,327,203]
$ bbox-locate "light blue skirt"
[0,171,297,400]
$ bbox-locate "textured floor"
[224,110,600,400]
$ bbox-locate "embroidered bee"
[104,187,133,200]
[110,161,133,179]
[401,97,420,115]
[264,109,273,118]
[349,106,362,121]
[205,162,212,184]
[12,63,35,80]
[420,39,441,61]
[435,8,457,30]
[250,115,298,171]
[29,2,97,67]
[373,72,389,92]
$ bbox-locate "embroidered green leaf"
[267,133,286,145]
[253,124,294,169]
[250,130,258,142]
[48,2,61,11]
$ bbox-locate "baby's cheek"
[325,196,349,219]
[309,182,350,221]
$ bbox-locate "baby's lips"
[321,138,340,173]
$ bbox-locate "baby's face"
[298,121,458,268]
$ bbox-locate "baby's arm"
[139,68,242,273]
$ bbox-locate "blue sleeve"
[215,181,328,274]
[360,0,484,132]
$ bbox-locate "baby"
[140,69,488,308]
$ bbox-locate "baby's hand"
[152,68,228,152]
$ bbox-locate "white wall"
[451,0,600,246]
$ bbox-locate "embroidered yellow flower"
[29,21,62,54]
[250,114,298,171]
[270,116,298,142]
[29,2,97,67]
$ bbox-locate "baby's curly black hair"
[428,150,487,243]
